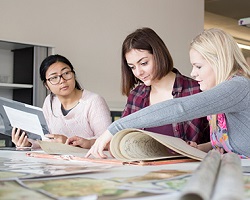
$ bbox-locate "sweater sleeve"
[108,76,250,135]
[87,94,112,138]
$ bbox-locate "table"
[0,149,201,200]
[1,149,250,200]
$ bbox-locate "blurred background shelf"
[0,83,33,89]
[0,40,54,147]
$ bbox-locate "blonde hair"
[190,28,250,131]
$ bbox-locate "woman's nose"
[135,67,143,76]
[190,68,197,79]
[59,76,67,84]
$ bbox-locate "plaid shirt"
[122,68,210,144]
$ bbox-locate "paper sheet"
[3,105,45,139]
[38,140,89,155]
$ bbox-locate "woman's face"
[190,49,216,91]
[45,61,75,96]
[125,49,155,86]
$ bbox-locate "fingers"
[67,137,92,148]
[66,137,73,144]
[187,141,198,148]
[220,148,225,154]
[65,138,70,145]
[45,134,67,143]
[72,139,83,146]
[85,150,91,158]
[66,136,79,145]
[11,128,30,147]
[85,130,113,159]
[97,146,108,158]
[217,147,225,154]
[85,145,108,159]
[60,135,68,144]
[19,135,29,147]
[45,134,55,139]
[12,127,21,138]
[11,127,17,139]
[85,139,109,158]
[12,128,22,144]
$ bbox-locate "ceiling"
[205,0,250,20]
[204,0,250,46]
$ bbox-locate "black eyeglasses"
[47,71,74,85]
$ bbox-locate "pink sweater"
[43,90,111,139]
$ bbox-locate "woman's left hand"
[66,136,93,149]
[45,134,68,144]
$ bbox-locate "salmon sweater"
[43,89,111,139]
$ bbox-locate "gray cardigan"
[108,76,250,157]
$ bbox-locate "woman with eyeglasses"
[11,54,112,149]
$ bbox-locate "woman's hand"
[66,136,94,149]
[85,130,113,158]
[11,127,31,147]
[216,147,225,154]
[187,141,198,148]
[187,141,213,153]
[45,134,68,144]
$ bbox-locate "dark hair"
[40,54,82,90]
[40,54,82,116]
[121,27,174,96]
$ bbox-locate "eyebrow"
[127,57,148,66]
[48,67,70,76]
[192,62,202,66]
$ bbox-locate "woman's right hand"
[187,141,198,148]
[187,141,213,153]
[11,127,31,147]
[85,130,113,158]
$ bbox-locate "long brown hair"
[121,27,173,96]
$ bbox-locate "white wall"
[0,0,204,110]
